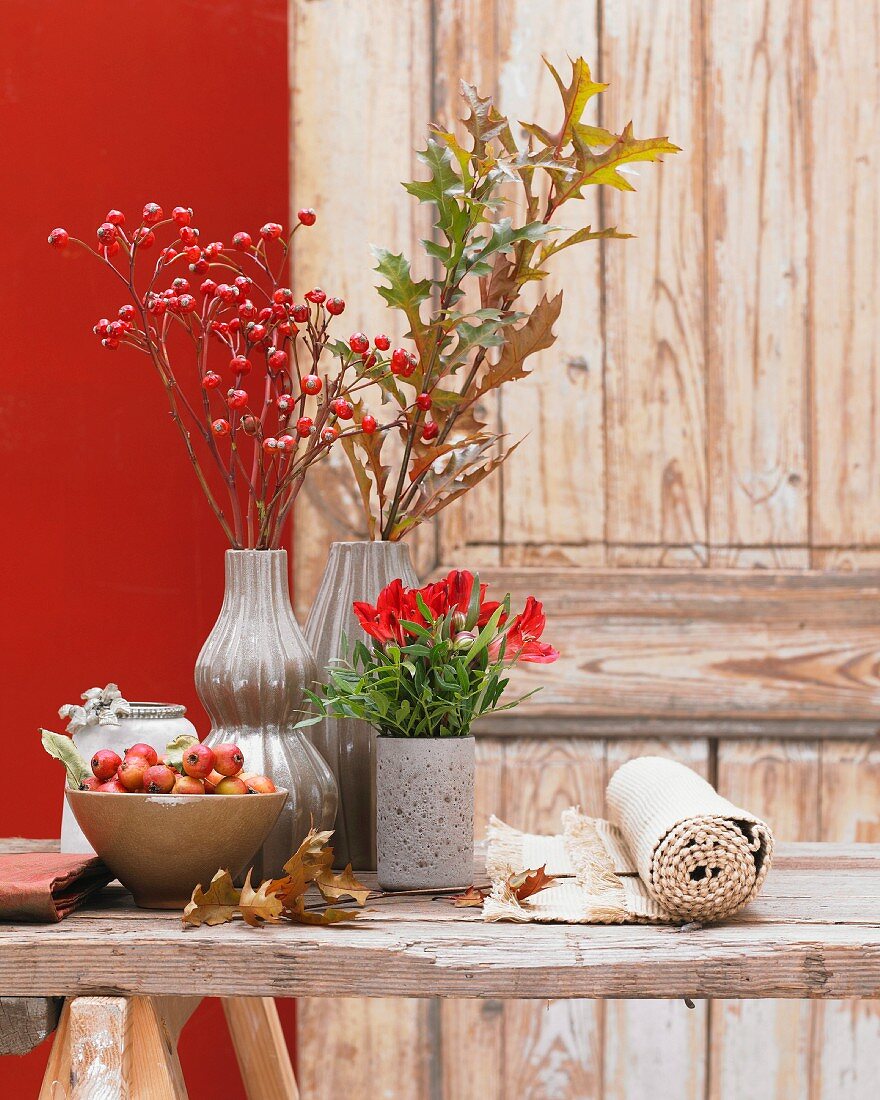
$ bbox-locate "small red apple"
[203,769,224,794]
[117,755,150,792]
[79,776,101,791]
[182,742,215,779]
[214,776,248,795]
[143,765,176,794]
[97,777,127,793]
[172,775,205,795]
[245,775,276,794]
[91,749,122,781]
[213,743,245,776]
[125,743,158,766]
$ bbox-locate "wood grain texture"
[0,996,61,1056]
[706,0,810,549]
[809,0,880,549]
[222,998,298,1100]
[710,739,820,1100]
[68,997,130,1100]
[602,0,707,551]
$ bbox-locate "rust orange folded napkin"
[0,854,113,922]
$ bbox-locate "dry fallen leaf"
[507,865,558,902]
[238,869,284,928]
[451,885,488,908]
[315,863,372,907]
[183,869,240,927]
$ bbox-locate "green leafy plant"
[340,57,679,539]
[299,569,558,738]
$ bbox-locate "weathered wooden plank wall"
[290,0,880,1097]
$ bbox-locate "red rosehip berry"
[260,222,283,240]
[292,303,309,323]
[273,287,294,305]
[96,221,117,244]
[232,231,252,250]
[189,258,209,274]
[212,418,231,436]
[263,437,279,453]
[401,354,418,378]
[228,317,241,334]
[159,245,176,263]
[374,333,391,351]
[304,287,326,304]
[172,277,190,293]
[326,297,345,315]
[47,228,69,248]
[142,202,163,225]
[268,349,288,371]
[210,320,229,336]
[200,278,217,296]
[230,355,250,376]
[126,743,159,766]
[106,209,125,226]
[101,337,119,350]
[147,295,167,316]
[135,228,155,249]
[178,294,196,313]
[215,283,236,302]
[238,299,258,321]
[335,399,354,420]
[184,245,202,263]
[416,392,432,411]
[258,306,273,322]
[93,318,110,336]
[278,433,296,452]
[301,374,322,395]
[234,275,253,294]
[349,332,369,353]
[390,347,409,374]
[165,296,181,314]
[182,742,215,780]
[205,241,223,259]
[106,320,125,339]
[247,322,267,343]
[172,206,192,226]
[118,304,136,323]
[361,352,377,368]
[361,414,378,434]
[178,225,198,246]
[202,371,222,389]
[227,389,248,409]
[91,749,122,781]
[421,420,439,441]
[296,416,313,437]
[320,425,339,445]
[277,394,295,414]
[100,241,120,258]
[297,208,317,226]
[240,414,259,436]
[144,764,176,794]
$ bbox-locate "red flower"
[353,578,413,646]
[494,596,559,664]
[442,570,502,627]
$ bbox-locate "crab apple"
[47,227,69,248]
[226,389,248,409]
[304,287,326,304]
[106,209,125,226]
[91,749,122,781]
[276,394,295,414]
[172,206,192,225]
[232,231,252,250]
[230,355,250,376]
[126,743,158,766]
[416,392,432,411]
[212,418,231,436]
[278,434,296,452]
[361,414,377,434]
[301,374,322,395]
[202,371,222,392]
[326,296,345,315]
[296,416,313,437]
[182,742,215,779]
[421,420,439,441]
[142,202,163,224]
[215,776,249,795]
[143,765,177,794]
[203,769,224,794]
[98,778,127,793]
[321,425,339,445]
[172,775,204,795]
[79,776,101,792]
[335,399,354,421]
[213,743,245,776]
[291,303,309,323]
[134,228,155,249]
[246,775,277,794]
[348,332,369,354]
[374,333,390,351]
[268,349,287,371]
[117,756,150,792]
[297,208,317,226]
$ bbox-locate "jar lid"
[125,702,188,720]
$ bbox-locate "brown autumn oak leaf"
[507,865,559,902]
[183,869,240,927]
[238,869,284,928]
[451,885,488,908]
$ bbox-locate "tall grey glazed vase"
[304,541,419,870]
[195,549,338,880]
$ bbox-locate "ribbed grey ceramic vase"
[376,736,475,890]
[195,549,338,879]
[304,540,419,870]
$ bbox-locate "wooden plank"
[809,0,880,550]
[0,996,61,1056]
[494,2,605,559]
[603,739,709,1100]
[705,0,810,550]
[223,998,299,1100]
[602,0,707,553]
[710,739,820,1100]
[469,568,880,730]
[69,997,131,1100]
[812,735,880,1098]
[289,0,435,613]
[499,738,605,1100]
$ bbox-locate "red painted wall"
[0,1,295,1092]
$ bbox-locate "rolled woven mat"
[484,756,773,924]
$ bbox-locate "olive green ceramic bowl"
[66,788,287,909]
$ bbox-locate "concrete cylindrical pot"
[376,736,475,891]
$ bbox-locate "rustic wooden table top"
[2,840,878,1001]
